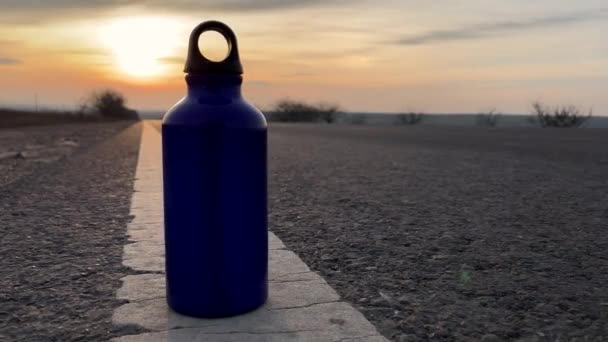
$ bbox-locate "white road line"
[111,122,389,342]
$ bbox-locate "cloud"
[157,56,184,65]
[0,0,354,25]
[181,0,332,11]
[0,0,342,17]
[397,8,608,45]
[0,40,22,46]
[0,57,21,65]
[55,48,108,56]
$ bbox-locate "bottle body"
[162,74,268,317]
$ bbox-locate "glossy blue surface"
[162,74,268,317]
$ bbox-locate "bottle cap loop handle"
[184,21,243,75]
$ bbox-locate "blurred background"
[0,1,606,123]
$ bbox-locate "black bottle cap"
[184,21,243,75]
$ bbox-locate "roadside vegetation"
[5,94,597,129]
[80,90,139,119]
[395,112,424,125]
[265,99,340,123]
[476,109,501,127]
[531,101,591,128]
[263,100,595,128]
[0,90,139,128]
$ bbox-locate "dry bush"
[88,90,138,119]
[396,112,424,125]
[267,99,340,123]
[532,102,591,128]
[476,109,501,127]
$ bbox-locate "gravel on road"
[0,121,144,342]
[266,124,608,341]
[0,122,132,188]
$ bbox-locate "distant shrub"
[75,96,95,118]
[88,90,138,119]
[476,109,501,127]
[268,99,340,123]
[317,103,339,123]
[532,102,591,128]
[395,112,424,125]
[350,114,367,125]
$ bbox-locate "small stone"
[370,296,389,306]
[0,151,20,160]
[437,235,456,246]
[481,334,504,342]
[397,295,411,305]
[379,291,392,301]
[358,297,368,303]
[19,150,40,158]
[24,144,45,150]
[321,254,334,261]
[57,139,79,147]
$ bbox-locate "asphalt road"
[264,124,608,341]
[2,121,607,341]
[0,121,145,342]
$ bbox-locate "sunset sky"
[0,1,606,114]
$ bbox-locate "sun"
[99,17,183,78]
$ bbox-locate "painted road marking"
[112,122,388,342]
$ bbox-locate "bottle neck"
[185,74,243,97]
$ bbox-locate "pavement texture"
[112,122,388,342]
[0,121,145,341]
[0,122,134,188]
[264,124,608,342]
[2,120,607,341]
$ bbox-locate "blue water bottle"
[162,21,268,318]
